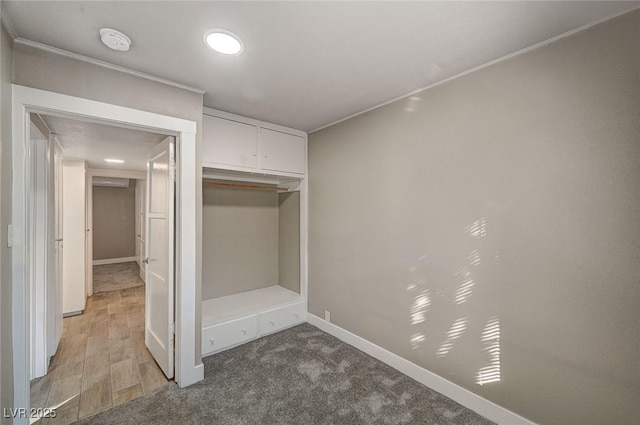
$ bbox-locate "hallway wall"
[93,184,136,261]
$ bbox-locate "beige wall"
[12,42,205,363]
[202,187,302,299]
[278,191,300,294]
[92,184,136,260]
[202,185,278,299]
[0,20,14,423]
[308,10,640,425]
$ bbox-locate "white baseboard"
[93,256,138,266]
[307,314,535,425]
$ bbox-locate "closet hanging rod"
[202,180,280,192]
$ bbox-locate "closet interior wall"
[202,182,301,300]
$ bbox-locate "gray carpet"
[76,323,494,425]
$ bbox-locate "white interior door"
[85,176,93,297]
[30,122,48,379]
[145,136,175,379]
[49,138,64,357]
[62,160,87,315]
[135,182,140,260]
[136,179,147,282]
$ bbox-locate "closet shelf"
[202,285,304,326]
[203,167,302,185]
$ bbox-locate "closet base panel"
[258,302,306,336]
[201,286,307,357]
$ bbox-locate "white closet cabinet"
[203,315,258,354]
[260,128,306,175]
[203,115,258,170]
[201,108,308,357]
[203,107,306,176]
[202,287,307,357]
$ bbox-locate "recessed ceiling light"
[100,28,131,51]
[204,29,243,55]
[104,158,125,164]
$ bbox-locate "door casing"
[11,85,203,424]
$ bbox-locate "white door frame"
[86,168,146,296]
[11,85,203,423]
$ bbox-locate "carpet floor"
[76,323,494,425]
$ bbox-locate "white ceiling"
[42,115,167,172]
[7,2,639,132]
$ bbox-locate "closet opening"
[201,171,305,356]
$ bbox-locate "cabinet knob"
[209,338,215,345]
[295,313,299,319]
[270,320,275,326]
[264,154,268,158]
[242,328,246,335]
[251,152,256,157]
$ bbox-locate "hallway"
[30,283,168,424]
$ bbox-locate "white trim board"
[306,314,536,425]
[93,256,138,266]
[88,168,146,180]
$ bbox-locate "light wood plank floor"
[31,285,169,424]
[93,262,145,293]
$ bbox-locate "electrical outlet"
[324,310,331,323]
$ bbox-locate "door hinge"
[7,224,13,248]
[169,322,175,349]
[170,153,176,182]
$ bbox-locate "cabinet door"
[202,315,258,356]
[259,128,306,174]
[258,302,306,336]
[203,115,258,169]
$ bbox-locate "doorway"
[29,114,173,421]
[11,85,203,425]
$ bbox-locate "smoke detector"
[99,28,131,51]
